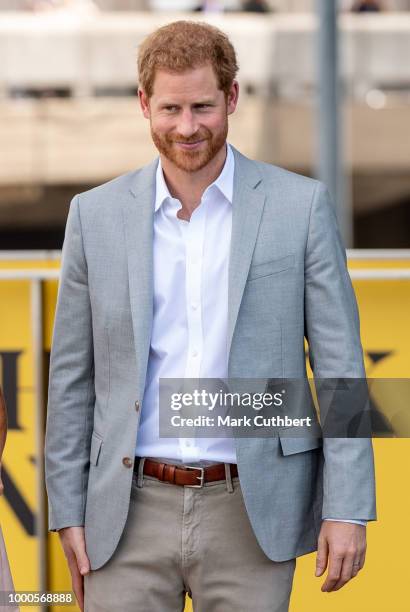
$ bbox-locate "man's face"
[139,63,238,172]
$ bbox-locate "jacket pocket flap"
[279,435,322,456]
[90,431,103,466]
[248,253,295,281]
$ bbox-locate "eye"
[164,105,178,112]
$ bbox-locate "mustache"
[167,132,211,144]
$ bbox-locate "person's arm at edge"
[0,388,7,495]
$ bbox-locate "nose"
[176,108,199,139]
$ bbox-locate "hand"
[315,521,367,592]
[59,526,90,612]
[0,462,3,496]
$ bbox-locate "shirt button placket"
[181,201,206,460]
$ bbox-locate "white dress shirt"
[135,143,235,465]
[134,143,366,526]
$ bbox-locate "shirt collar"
[154,142,234,213]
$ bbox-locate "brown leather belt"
[135,457,238,488]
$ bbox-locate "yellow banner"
[0,252,409,612]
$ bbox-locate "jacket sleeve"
[304,181,376,521]
[45,194,95,531]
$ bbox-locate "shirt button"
[135,400,140,412]
[122,457,133,468]
[192,350,199,358]
[191,302,199,310]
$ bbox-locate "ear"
[138,88,151,119]
[227,80,239,116]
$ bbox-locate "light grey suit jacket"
[45,146,376,570]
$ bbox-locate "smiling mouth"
[174,140,206,149]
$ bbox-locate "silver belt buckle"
[185,466,205,488]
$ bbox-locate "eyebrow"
[159,100,216,107]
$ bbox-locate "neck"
[160,143,227,214]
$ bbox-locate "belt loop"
[224,463,234,493]
[136,457,146,488]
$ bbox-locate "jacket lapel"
[227,147,266,360]
[121,159,157,395]
[120,146,266,393]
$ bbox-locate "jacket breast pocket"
[248,253,295,282]
[279,434,322,456]
[89,431,103,466]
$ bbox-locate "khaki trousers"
[84,459,296,612]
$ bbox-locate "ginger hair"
[137,20,238,98]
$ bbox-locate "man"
[45,20,376,612]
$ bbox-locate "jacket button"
[122,457,133,468]
[135,400,140,412]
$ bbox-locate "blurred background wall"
[0,1,410,250]
[3,1,410,12]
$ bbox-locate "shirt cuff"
[323,518,367,526]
